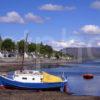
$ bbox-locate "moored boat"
[0,70,67,92]
[83,73,94,79]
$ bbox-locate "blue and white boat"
[0,70,67,92]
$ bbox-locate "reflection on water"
[42,61,100,96]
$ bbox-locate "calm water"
[42,60,100,96]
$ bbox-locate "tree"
[40,42,46,55]
[55,52,60,59]
[17,40,25,53]
[28,43,36,52]
[0,35,2,51]
[1,38,15,51]
[35,43,45,54]
[32,43,53,58]
[44,45,53,58]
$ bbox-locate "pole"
[21,33,29,70]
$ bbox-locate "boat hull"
[0,76,67,91]
[83,74,94,79]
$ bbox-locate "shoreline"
[0,90,100,100]
[0,57,81,72]
[0,57,98,72]
[0,57,82,65]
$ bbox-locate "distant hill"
[61,47,100,60]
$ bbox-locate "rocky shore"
[0,57,81,65]
[0,57,82,71]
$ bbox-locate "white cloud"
[47,39,100,50]
[81,25,100,34]
[93,38,100,47]
[0,11,49,24]
[65,6,76,11]
[73,30,79,34]
[39,4,75,11]
[25,13,44,23]
[91,1,100,9]
[97,42,100,46]
[47,40,86,50]
[0,11,24,24]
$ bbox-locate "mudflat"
[0,90,100,100]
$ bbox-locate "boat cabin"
[13,70,43,83]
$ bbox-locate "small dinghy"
[83,74,94,79]
[0,70,67,92]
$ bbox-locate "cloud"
[92,38,100,47]
[81,25,100,34]
[47,40,86,50]
[47,39,100,50]
[39,4,76,11]
[91,1,100,10]
[25,13,44,23]
[97,42,100,46]
[0,11,24,24]
[0,11,49,24]
[73,30,80,34]
[65,6,76,11]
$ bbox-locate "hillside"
[61,47,100,60]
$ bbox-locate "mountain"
[61,47,100,60]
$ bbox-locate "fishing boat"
[0,70,67,92]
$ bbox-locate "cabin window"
[22,77,27,80]
[41,78,43,81]
[15,75,18,77]
[32,78,35,80]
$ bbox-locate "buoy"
[83,74,94,79]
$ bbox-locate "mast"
[21,33,29,69]
[0,35,2,51]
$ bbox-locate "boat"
[0,34,67,92]
[0,70,67,92]
[83,74,94,79]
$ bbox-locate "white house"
[0,52,3,58]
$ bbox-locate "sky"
[0,0,100,50]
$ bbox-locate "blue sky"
[0,0,100,50]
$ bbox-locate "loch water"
[42,60,100,96]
